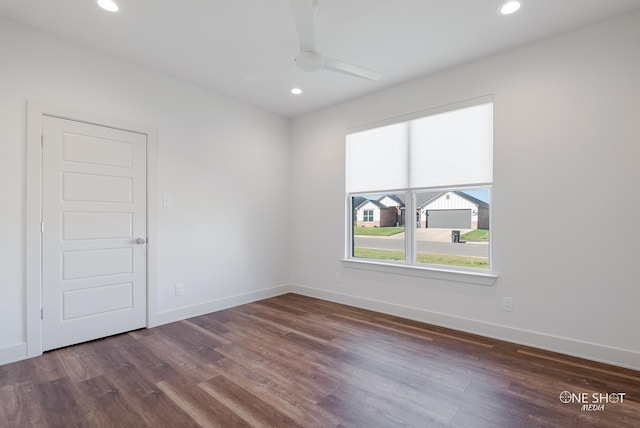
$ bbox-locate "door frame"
[26,101,158,358]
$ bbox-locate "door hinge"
[41,134,44,146]
[41,308,43,320]
[41,221,44,234]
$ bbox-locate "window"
[352,193,406,262]
[346,98,493,273]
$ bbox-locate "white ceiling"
[1,0,639,117]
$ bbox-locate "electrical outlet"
[502,297,513,312]
[175,283,184,296]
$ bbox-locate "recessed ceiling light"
[291,88,303,95]
[499,1,521,15]
[97,0,119,12]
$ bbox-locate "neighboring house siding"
[356,201,382,227]
[356,202,380,227]
[356,200,403,227]
[379,196,401,208]
[379,207,400,227]
[378,195,404,227]
[423,192,476,210]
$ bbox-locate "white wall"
[290,12,640,370]
[0,19,290,364]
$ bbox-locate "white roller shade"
[346,122,408,193]
[347,101,492,193]
[409,103,493,188]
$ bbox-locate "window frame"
[343,96,497,286]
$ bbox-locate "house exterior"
[356,191,487,229]
[378,194,403,209]
[355,196,405,227]
[417,191,489,229]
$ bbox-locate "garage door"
[426,209,471,228]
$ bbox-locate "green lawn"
[461,229,489,242]
[353,247,489,269]
[353,247,406,261]
[353,226,405,236]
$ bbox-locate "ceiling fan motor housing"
[295,51,324,71]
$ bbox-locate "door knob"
[135,238,146,244]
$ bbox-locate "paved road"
[354,236,488,257]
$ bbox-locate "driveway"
[416,228,474,242]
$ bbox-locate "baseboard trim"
[152,284,291,327]
[0,342,27,366]
[289,284,640,371]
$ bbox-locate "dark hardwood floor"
[1,293,638,427]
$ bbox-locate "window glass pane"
[346,123,408,193]
[410,103,493,188]
[352,194,406,262]
[415,188,490,269]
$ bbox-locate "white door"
[41,116,147,351]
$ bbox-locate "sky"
[462,188,490,203]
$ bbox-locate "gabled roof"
[456,191,489,208]
[417,191,489,209]
[388,192,445,207]
[355,191,489,210]
[351,196,367,209]
[378,194,405,207]
[415,192,445,208]
[355,199,388,210]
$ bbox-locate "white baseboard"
[0,342,27,366]
[289,284,640,371]
[152,284,291,327]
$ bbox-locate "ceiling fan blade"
[322,57,382,81]
[290,0,317,52]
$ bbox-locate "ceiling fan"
[247,0,382,82]
[290,0,382,81]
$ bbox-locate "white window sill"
[342,258,497,286]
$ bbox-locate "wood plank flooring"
[1,294,638,427]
